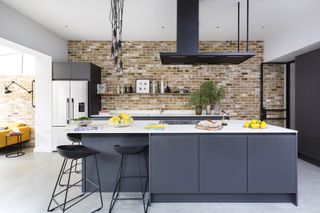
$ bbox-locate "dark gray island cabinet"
[76,121,298,205]
[149,134,297,205]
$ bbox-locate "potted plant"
[200,81,225,115]
[189,91,205,115]
[212,85,225,115]
[200,81,216,115]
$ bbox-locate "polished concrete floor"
[0,148,320,213]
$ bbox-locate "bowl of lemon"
[108,113,134,127]
[243,120,267,129]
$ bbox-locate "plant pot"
[205,104,211,115]
[195,106,202,115]
[214,102,221,115]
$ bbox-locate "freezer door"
[52,127,72,151]
[52,81,70,126]
[70,81,88,119]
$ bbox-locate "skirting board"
[151,193,298,206]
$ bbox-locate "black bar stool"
[58,134,82,187]
[48,145,103,213]
[109,145,149,213]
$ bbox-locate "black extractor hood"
[160,0,255,65]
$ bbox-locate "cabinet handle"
[71,98,75,119]
[66,98,70,124]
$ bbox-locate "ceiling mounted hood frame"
[160,0,255,65]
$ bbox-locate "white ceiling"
[1,0,320,42]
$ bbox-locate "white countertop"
[67,120,297,134]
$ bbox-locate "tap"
[160,108,164,115]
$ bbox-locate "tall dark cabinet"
[296,48,320,163]
[52,62,101,116]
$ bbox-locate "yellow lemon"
[120,113,130,120]
[260,121,267,129]
[244,122,250,128]
[251,123,260,129]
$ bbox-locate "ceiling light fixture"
[109,0,125,75]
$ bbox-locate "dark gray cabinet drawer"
[71,63,90,80]
[150,134,198,193]
[248,135,297,193]
[199,135,247,193]
[52,62,71,80]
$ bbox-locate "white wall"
[0,38,52,152]
[0,2,67,62]
[264,6,320,62]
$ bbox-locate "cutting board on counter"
[195,124,223,131]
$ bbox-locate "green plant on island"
[189,91,205,107]
[200,80,225,105]
[189,91,205,115]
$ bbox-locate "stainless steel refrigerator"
[52,81,88,150]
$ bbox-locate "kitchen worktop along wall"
[68,40,285,122]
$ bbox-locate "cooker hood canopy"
[160,0,255,65]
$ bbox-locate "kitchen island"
[68,120,298,205]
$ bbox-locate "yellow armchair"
[0,123,31,148]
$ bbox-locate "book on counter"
[74,126,101,132]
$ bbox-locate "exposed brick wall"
[0,76,35,145]
[263,64,286,127]
[68,40,285,125]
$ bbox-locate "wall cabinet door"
[52,62,71,80]
[199,135,247,193]
[71,63,90,80]
[248,135,297,193]
[150,134,198,193]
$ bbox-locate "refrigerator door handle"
[66,98,70,124]
[71,98,75,119]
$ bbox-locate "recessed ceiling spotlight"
[161,26,165,29]
[64,25,68,28]
[216,26,220,29]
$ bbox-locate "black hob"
[159,120,200,125]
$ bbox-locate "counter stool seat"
[67,133,81,143]
[109,145,149,213]
[48,145,103,213]
[57,145,97,159]
[114,145,147,155]
[59,134,83,186]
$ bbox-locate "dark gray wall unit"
[52,62,71,80]
[89,63,101,116]
[52,62,101,115]
[199,135,247,193]
[296,48,320,163]
[71,62,91,80]
[150,134,198,193]
[248,135,297,193]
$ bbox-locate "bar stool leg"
[93,154,104,212]
[109,154,124,213]
[138,153,149,213]
[62,160,75,212]
[143,151,150,208]
[47,158,68,211]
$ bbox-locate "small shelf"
[99,93,190,96]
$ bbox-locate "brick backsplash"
[68,40,285,126]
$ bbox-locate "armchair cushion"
[0,123,31,148]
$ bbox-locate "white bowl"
[71,119,93,126]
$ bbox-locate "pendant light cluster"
[109,0,124,74]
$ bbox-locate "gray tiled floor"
[0,148,320,213]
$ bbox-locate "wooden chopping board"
[195,124,223,131]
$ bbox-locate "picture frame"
[136,79,150,94]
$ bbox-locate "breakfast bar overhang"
[69,120,298,206]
